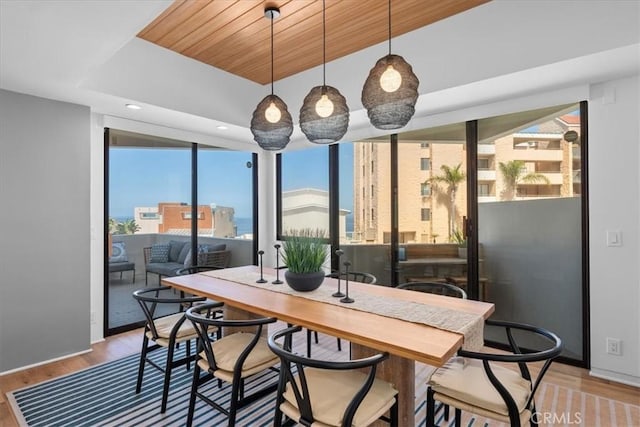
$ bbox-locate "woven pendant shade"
[250,7,292,151]
[362,54,419,130]
[300,85,349,144]
[251,94,293,151]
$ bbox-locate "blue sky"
[109,144,355,219]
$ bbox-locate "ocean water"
[109,215,353,236]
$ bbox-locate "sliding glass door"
[106,129,192,334]
[105,131,257,336]
[476,103,587,364]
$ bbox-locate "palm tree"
[426,163,466,239]
[122,219,141,234]
[108,217,119,234]
[114,218,140,235]
[498,160,550,200]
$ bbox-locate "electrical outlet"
[90,311,96,324]
[606,337,621,356]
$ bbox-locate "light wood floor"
[1,328,638,427]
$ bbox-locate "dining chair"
[268,325,399,427]
[132,286,213,413]
[396,281,467,299]
[305,270,378,357]
[426,319,562,427]
[185,302,279,427]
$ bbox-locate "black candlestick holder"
[340,261,354,303]
[272,244,283,284]
[256,250,267,283]
[332,249,345,297]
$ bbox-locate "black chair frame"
[269,325,398,427]
[396,281,468,299]
[426,319,562,427]
[185,303,279,427]
[132,286,211,413]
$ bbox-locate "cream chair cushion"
[281,367,397,427]
[428,356,532,416]
[146,313,200,346]
[197,332,278,382]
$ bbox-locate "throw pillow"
[177,243,191,264]
[168,240,187,262]
[109,242,128,263]
[149,243,170,263]
[183,244,210,267]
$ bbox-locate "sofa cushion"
[146,262,185,277]
[168,240,187,262]
[177,243,191,264]
[108,261,135,273]
[109,242,128,263]
[149,243,170,263]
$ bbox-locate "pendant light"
[361,0,419,130]
[251,7,293,151]
[299,0,349,144]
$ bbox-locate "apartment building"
[353,115,581,244]
[134,202,236,238]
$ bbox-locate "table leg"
[351,342,415,427]
[222,305,268,337]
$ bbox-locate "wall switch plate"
[606,337,621,356]
[606,230,622,247]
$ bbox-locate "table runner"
[200,268,484,351]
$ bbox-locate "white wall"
[0,90,91,372]
[587,75,640,386]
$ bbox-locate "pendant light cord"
[322,0,326,87]
[270,13,274,96]
[388,0,392,55]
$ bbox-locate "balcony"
[477,144,495,155]
[477,169,496,181]
[108,232,254,330]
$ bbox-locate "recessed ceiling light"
[217,125,228,130]
[125,103,141,110]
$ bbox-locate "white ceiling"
[1,0,639,151]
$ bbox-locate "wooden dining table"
[163,265,494,426]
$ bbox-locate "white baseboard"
[590,368,640,388]
[0,348,92,376]
[91,337,106,345]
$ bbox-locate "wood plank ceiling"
[138,0,489,85]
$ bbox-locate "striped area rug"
[9,326,640,426]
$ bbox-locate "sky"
[109,144,355,219]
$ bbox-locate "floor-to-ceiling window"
[106,130,192,334]
[105,129,256,336]
[476,102,587,364]
[338,141,391,284]
[276,100,588,366]
[278,146,330,237]
[395,123,469,287]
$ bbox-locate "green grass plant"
[281,228,328,274]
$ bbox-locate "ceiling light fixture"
[361,0,419,130]
[250,7,293,151]
[125,103,141,110]
[216,125,228,130]
[299,0,349,144]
